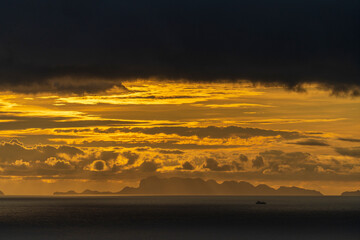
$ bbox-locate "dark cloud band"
[0,0,359,94]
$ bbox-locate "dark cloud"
[291,139,329,146]
[0,139,83,163]
[257,150,353,175]
[0,139,130,177]
[93,160,105,171]
[0,78,128,94]
[0,139,358,182]
[46,158,72,170]
[0,0,358,94]
[95,126,301,140]
[180,161,195,170]
[335,147,360,158]
[259,150,312,172]
[55,129,91,133]
[77,140,242,150]
[338,138,360,143]
[121,151,139,165]
[138,161,159,172]
[239,154,248,162]
[158,150,184,155]
[0,134,82,145]
[100,151,119,161]
[0,115,146,131]
[252,156,264,168]
[203,158,232,171]
[231,160,244,171]
[135,148,150,152]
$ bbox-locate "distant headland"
[54,176,323,196]
[54,189,113,195]
[341,190,360,196]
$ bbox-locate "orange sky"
[0,80,359,195]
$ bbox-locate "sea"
[0,196,359,240]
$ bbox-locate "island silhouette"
[341,190,360,196]
[54,176,323,196]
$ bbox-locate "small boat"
[256,201,266,204]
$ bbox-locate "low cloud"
[121,151,139,165]
[0,139,83,163]
[0,139,359,183]
[291,139,329,146]
[203,158,232,172]
[0,115,145,131]
[158,150,184,155]
[0,78,128,94]
[94,126,302,140]
[99,151,119,161]
[77,140,242,150]
[45,157,72,170]
[92,160,106,171]
[252,156,264,168]
[179,161,195,171]
[335,147,360,158]
[239,154,248,162]
[256,150,357,177]
[338,138,360,143]
[138,161,159,172]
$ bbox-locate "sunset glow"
[0,80,358,195]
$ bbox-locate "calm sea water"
[0,196,359,240]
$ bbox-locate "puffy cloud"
[231,160,244,171]
[252,156,264,168]
[180,161,195,170]
[99,151,119,161]
[158,150,184,155]
[0,139,358,183]
[0,139,124,176]
[121,151,140,165]
[0,139,83,163]
[87,160,108,172]
[45,157,72,169]
[93,161,105,171]
[257,150,348,175]
[203,158,232,172]
[138,161,159,173]
[11,159,30,169]
[260,150,311,162]
[239,154,248,162]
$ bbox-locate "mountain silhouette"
[54,189,113,195]
[119,176,323,196]
[341,190,360,196]
[54,176,323,196]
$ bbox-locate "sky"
[0,0,359,195]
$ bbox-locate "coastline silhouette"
[54,176,323,196]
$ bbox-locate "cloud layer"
[0,0,359,94]
[0,139,359,183]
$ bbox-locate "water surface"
[0,196,359,239]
